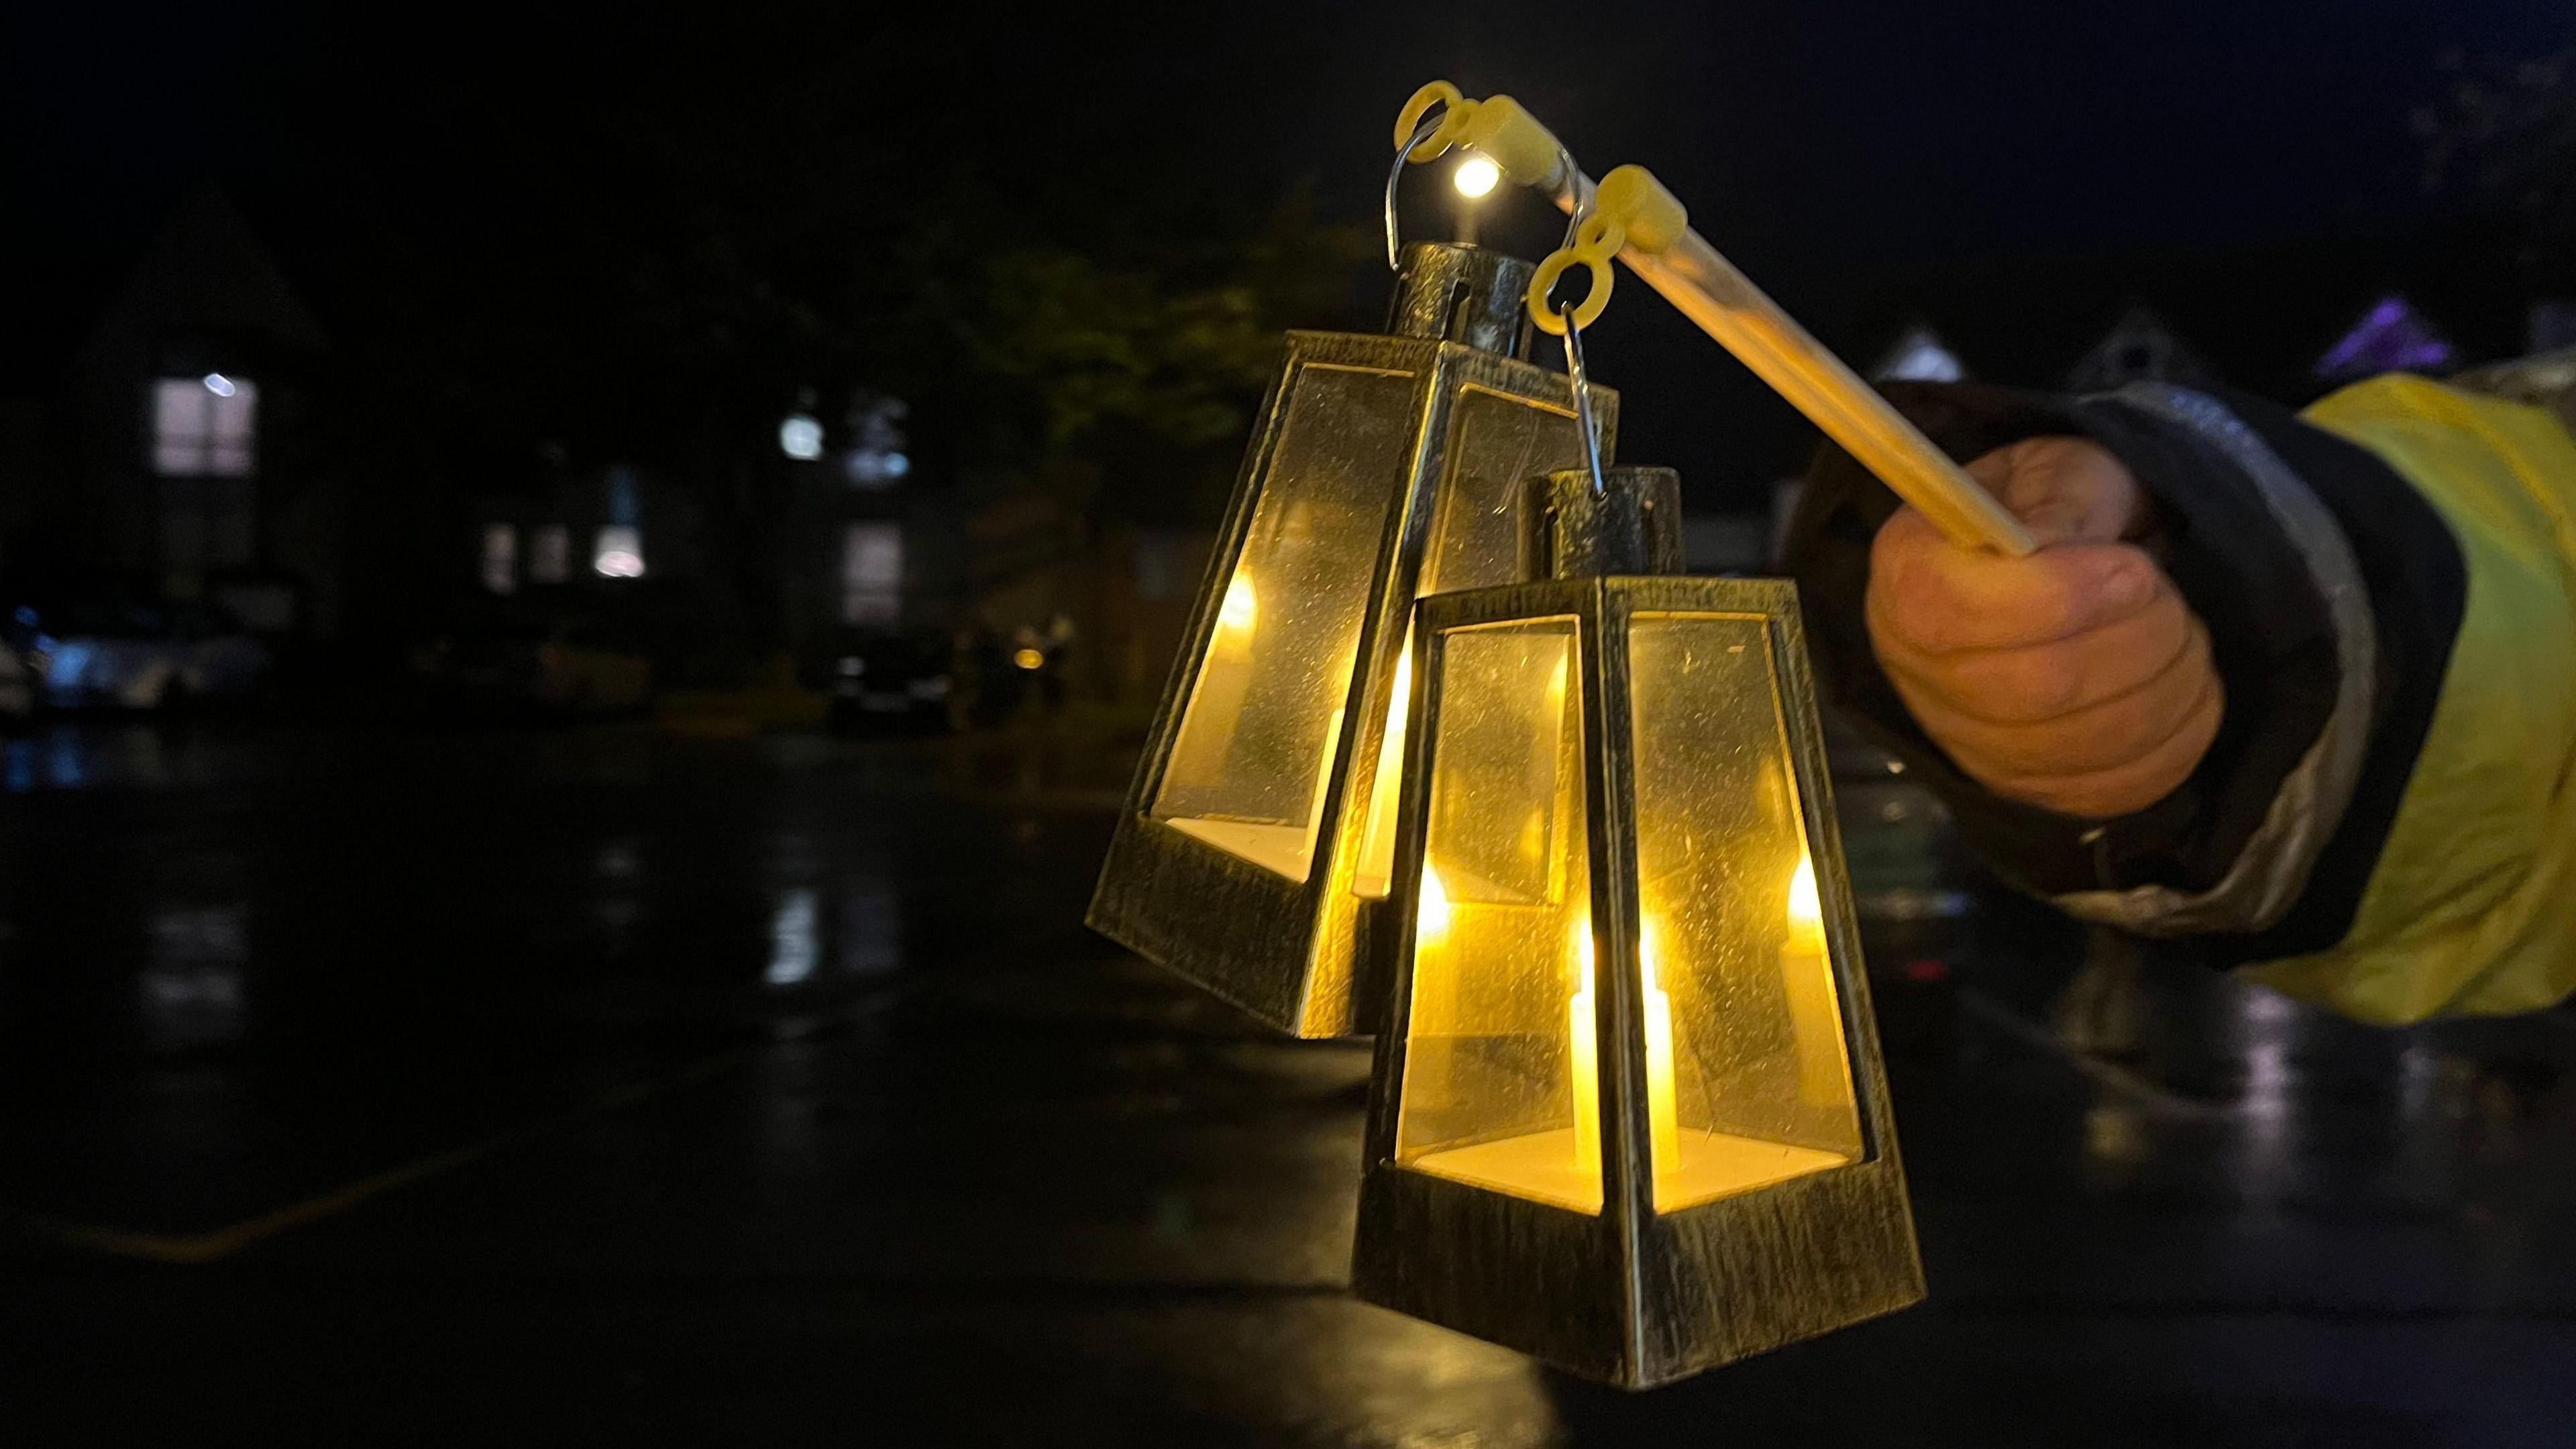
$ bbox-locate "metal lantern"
[1088,242,1620,1038]
[1353,466,1922,1389]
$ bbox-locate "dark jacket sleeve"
[1778,380,2464,965]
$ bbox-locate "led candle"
[1218,572,1258,639]
[1638,923,1682,1179]
[1780,855,1848,1106]
[1568,917,1680,1181]
[1570,920,1600,1175]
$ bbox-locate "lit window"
[529,525,571,584]
[482,524,519,594]
[842,522,902,624]
[594,525,645,579]
[152,376,258,476]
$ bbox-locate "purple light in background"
[2318,295,2455,378]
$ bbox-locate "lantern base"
[1407,1129,1857,1218]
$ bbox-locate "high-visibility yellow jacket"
[1784,354,2576,1026]
[2245,372,2576,1023]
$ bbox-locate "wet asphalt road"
[2,719,2572,1446]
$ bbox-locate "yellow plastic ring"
[1393,80,1471,162]
[1527,250,1613,335]
[1574,215,1627,258]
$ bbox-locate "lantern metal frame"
[1352,573,1922,1388]
[1088,321,1618,1038]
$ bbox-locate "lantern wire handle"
[1550,154,1609,497]
[1385,113,1449,271]
[1559,303,1609,498]
[1393,81,2033,555]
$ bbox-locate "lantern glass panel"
[1150,364,1417,881]
[1627,612,1863,1212]
[1352,387,1583,898]
[1395,617,1599,1215]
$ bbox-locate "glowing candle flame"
[1787,854,1825,953]
[1218,573,1258,635]
[1417,866,1450,943]
[1780,853,1845,1107]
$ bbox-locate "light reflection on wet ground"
[1,720,2571,1445]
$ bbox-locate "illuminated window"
[594,525,645,579]
[481,524,519,594]
[529,525,571,584]
[842,521,902,624]
[153,375,258,476]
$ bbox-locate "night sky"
[7,1,2570,506]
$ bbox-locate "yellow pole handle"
[1393,84,2033,557]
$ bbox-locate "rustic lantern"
[1087,243,1619,1037]
[1353,466,1922,1388]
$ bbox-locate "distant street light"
[779,413,824,460]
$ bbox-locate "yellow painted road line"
[21,1044,760,1266]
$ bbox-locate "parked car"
[826,630,955,735]
[15,600,270,712]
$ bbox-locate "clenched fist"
[1866,437,2222,820]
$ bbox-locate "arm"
[1782,374,2576,1024]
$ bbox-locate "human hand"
[1865,437,2222,820]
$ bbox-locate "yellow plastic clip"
[1393,80,1473,160]
[1526,164,1690,335]
[1529,249,1614,335]
[1593,165,1688,254]
[1393,85,1571,193]
[1454,95,1568,190]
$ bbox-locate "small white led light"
[1452,154,1501,199]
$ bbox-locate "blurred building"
[0,187,342,638]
